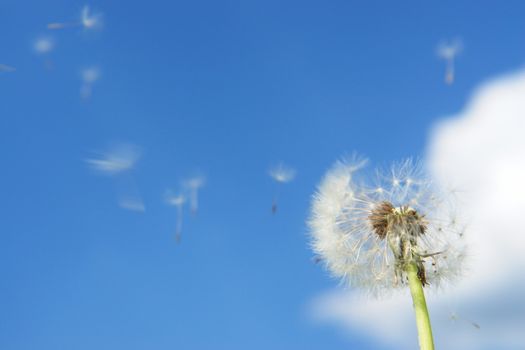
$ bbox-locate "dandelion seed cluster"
[309,157,466,295]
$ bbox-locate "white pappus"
[309,156,467,296]
[437,39,462,85]
[268,162,296,214]
[165,191,186,243]
[183,176,205,216]
[48,5,103,31]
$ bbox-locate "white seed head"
[269,163,296,183]
[309,157,466,296]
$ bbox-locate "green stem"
[406,262,435,350]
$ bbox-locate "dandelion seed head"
[269,163,296,183]
[309,157,466,296]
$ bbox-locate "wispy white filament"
[86,143,145,212]
[82,67,100,84]
[86,143,139,175]
[48,5,103,31]
[166,192,186,242]
[0,64,16,72]
[183,176,205,215]
[269,163,296,183]
[268,162,296,213]
[81,5,103,30]
[309,157,466,295]
[80,66,101,99]
[118,197,146,212]
[33,37,54,54]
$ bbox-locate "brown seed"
[405,208,428,235]
[369,201,394,239]
[417,263,429,286]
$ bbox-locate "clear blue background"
[1,1,524,349]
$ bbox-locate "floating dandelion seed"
[33,37,54,54]
[268,163,296,214]
[80,66,100,99]
[47,23,68,30]
[86,143,139,175]
[309,156,466,349]
[86,143,145,212]
[0,64,16,73]
[48,5,103,31]
[81,5,103,29]
[118,197,146,212]
[269,163,296,183]
[183,176,205,215]
[450,312,480,330]
[437,39,462,85]
[82,67,100,84]
[32,37,55,70]
[165,192,186,243]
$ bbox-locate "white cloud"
[310,69,525,349]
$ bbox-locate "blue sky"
[1,1,524,349]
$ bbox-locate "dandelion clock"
[308,156,467,350]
